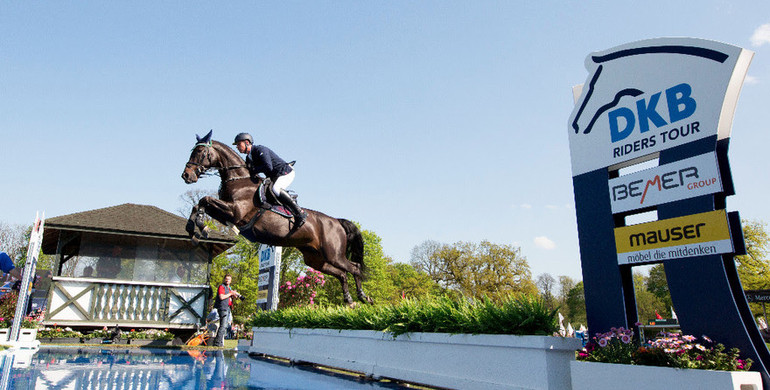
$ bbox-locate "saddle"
[255,178,298,218]
[234,179,300,242]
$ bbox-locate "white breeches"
[273,169,295,196]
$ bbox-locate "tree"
[387,262,445,302]
[177,189,217,218]
[556,275,576,320]
[735,219,770,290]
[646,264,672,312]
[557,276,576,304]
[410,240,454,288]
[210,236,261,323]
[565,281,586,325]
[409,239,537,301]
[633,272,666,323]
[0,222,54,271]
[735,219,770,319]
[536,273,556,309]
[0,221,28,265]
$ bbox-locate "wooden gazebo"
[40,203,236,331]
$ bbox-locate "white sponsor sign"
[608,152,722,213]
[568,38,753,176]
[258,271,270,287]
[259,245,275,270]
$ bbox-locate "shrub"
[278,268,325,308]
[251,294,557,337]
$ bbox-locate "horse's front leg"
[193,196,238,238]
[186,205,203,244]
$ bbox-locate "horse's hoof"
[190,234,200,246]
[201,226,210,238]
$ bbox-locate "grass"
[250,295,558,337]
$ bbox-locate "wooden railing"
[44,277,209,328]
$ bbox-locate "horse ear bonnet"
[196,129,213,144]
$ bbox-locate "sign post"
[568,38,770,383]
[8,212,44,343]
[256,244,281,311]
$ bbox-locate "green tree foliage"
[565,281,586,325]
[633,272,666,324]
[646,264,672,312]
[210,236,261,323]
[387,262,445,302]
[735,219,770,290]
[410,240,537,301]
[734,219,770,319]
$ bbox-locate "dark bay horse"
[181,131,372,305]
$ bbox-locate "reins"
[186,141,251,182]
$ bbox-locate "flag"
[655,310,663,320]
[558,312,565,336]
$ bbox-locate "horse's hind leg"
[353,270,373,304]
[319,263,354,305]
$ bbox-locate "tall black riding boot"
[277,190,307,228]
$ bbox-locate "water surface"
[1,347,410,389]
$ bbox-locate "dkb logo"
[571,45,728,137]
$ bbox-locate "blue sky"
[2,2,769,281]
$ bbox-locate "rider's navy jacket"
[246,145,292,180]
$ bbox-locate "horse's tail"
[338,218,365,273]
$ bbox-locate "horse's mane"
[210,140,247,167]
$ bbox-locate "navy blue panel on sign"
[573,169,633,333]
[656,137,770,385]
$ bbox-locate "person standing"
[232,132,307,228]
[212,274,240,347]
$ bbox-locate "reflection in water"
[1,347,407,389]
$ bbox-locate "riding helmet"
[233,132,253,145]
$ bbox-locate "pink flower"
[597,338,609,347]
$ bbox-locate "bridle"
[186,142,251,183]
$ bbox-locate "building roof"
[41,203,236,256]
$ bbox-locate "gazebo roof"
[42,203,236,256]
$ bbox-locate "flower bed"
[124,328,174,341]
[578,326,753,371]
[38,326,84,340]
[571,326,762,389]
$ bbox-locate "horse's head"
[182,130,218,184]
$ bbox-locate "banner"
[614,210,733,265]
[609,152,722,213]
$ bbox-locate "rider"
[233,132,307,228]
